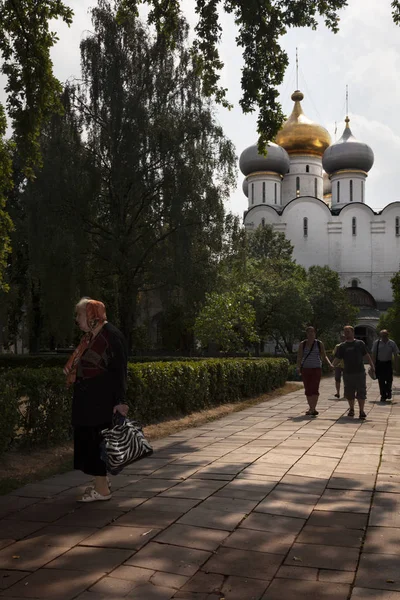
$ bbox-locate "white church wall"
[281,197,330,268]
[244,205,280,231]
[338,204,373,274]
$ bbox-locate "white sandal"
[78,488,112,502]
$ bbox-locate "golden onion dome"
[276,90,331,157]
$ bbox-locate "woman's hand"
[114,403,129,417]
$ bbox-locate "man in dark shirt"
[333,325,375,420]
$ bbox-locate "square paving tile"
[275,565,318,580]
[352,589,400,599]
[222,528,296,555]
[44,546,132,572]
[240,512,306,535]
[0,539,71,571]
[79,525,160,549]
[180,571,224,593]
[0,570,30,590]
[125,582,177,599]
[0,519,46,540]
[0,568,104,599]
[315,489,372,513]
[199,496,258,513]
[155,524,228,551]
[296,525,363,547]
[328,475,376,491]
[370,493,400,527]
[261,579,350,599]
[55,508,124,528]
[284,543,359,571]
[255,491,319,519]
[220,575,269,599]
[160,480,226,499]
[25,526,96,548]
[363,527,400,555]
[306,510,368,529]
[203,547,282,580]
[277,475,328,495]
[177,507,246,531]
[356,553,400,591]
[126,542,211,576]
[114,508,182,528]
[213,479,275,501]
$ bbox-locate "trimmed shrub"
[0,358,288,453]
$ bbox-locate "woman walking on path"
[297,326,333,417]
[64,298,129,502]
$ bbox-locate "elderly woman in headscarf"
[64,297,128,502]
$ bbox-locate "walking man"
[333,325,375,420]
[372,330,399,402]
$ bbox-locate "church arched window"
[261,218,266,228]
[314,178,317,197]
[396,216,400,236]
[262,182,266,203]
[296,177,300,195]
[351,279,358,288]
[303,217,308,237]
[361,181,364,203]
[251,183,254,204]
[352,217,357,236]
[306,165,310,173]
[350,180,353,202]
[337,181,340,203]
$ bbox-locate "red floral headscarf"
[64,300,107,386]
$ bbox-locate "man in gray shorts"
[333,325,375,420]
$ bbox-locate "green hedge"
[0,354,251,369]
[0,358,288,454]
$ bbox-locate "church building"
[240,90,400,348]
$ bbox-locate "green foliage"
[194,285,259,351]
[116,0,362,153]
[306,266,358,337]
[0,0,73,178]
[246,224,294,262]
[377,272,400,350]
[0,357,288,453]
[0,367,72,453]
[0,105,14,293]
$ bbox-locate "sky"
[2,0,400,218]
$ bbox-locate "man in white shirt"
[372,330,399,402]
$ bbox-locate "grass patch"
[0,382,301,496]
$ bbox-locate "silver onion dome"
[323,118,374,175]
[242,179,249,197]
[239,142,290,176]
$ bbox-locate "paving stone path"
[1,375,400,600]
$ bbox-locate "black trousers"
[375,360,393,399]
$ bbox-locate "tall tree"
[117,0,400,152]
[0,0,74,287]
[74,1,236,349]
[306,265,358,341]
